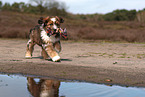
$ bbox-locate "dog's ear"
[43,16,50,22]
[38,17,44,24]
[38,16,50,24]
[60,17,64,23]
[56,16,64,23]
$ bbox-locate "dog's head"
[38,16,64,33]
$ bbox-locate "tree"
[2,2,11,11]
[113,9,128,21]
[0,1,2,10]
[137,10,145,23]
[19,2,27,12]
[29,0,47,14]
[11,2,20,12]
[29,0,68,16]
[103,9,137,21]
[45,0,68,16]
[127,10,136,21]
[25,4,38,14]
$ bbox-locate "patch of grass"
[108,54,114,57]
[62,71,67,74]
[118,53,127,58]
[136,54,145,59]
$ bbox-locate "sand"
[0,38,145,87]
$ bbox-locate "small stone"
[105,79,112,82]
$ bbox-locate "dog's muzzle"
[46,28,60,36]
[53,29,57,33]
[51,28,60,34]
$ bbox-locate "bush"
[103,9,137,21]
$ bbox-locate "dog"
[27,77,60,97]
[25,16,65,62]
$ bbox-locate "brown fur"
[25,16,64,62]
[27,77,60,97]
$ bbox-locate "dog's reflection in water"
[27,77,60,97]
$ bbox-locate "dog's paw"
[52,56,60,62]
[25,52,32,59]
[25,55,32,59]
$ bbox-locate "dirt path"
[0,38,145,87]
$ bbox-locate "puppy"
[27,77,60,97]
[25,16,64,62]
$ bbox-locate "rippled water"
[0,74,145,97]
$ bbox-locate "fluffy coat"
[25,16,64,62]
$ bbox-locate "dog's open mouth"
[46,28,60,36]
[46,27,67,39]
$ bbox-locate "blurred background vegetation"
[0,0,145,42]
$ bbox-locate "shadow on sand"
[32,56,72,62]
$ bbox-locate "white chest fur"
[40,29,60,43]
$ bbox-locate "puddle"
[0,74,145,97]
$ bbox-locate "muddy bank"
[0,39,145,87]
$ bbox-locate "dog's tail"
[29,28,34,38]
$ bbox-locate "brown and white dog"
[27,77,60,97]
[25,16,64,62]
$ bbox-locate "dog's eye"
[48,21,53,25]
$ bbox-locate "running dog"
[25,16,65,62]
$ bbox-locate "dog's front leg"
[25,39,35,58]
[44,43,60,62]
[53,41,61,53]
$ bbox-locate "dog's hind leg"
[53,41,61,53]
[44,43,60,62]
[25,39,35,58]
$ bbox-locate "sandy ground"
[0,38,145,87]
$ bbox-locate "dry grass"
[1,11,145,42]
[67,21,145,42]
[0,11,41,38]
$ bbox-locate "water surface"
[0,74,145,97]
